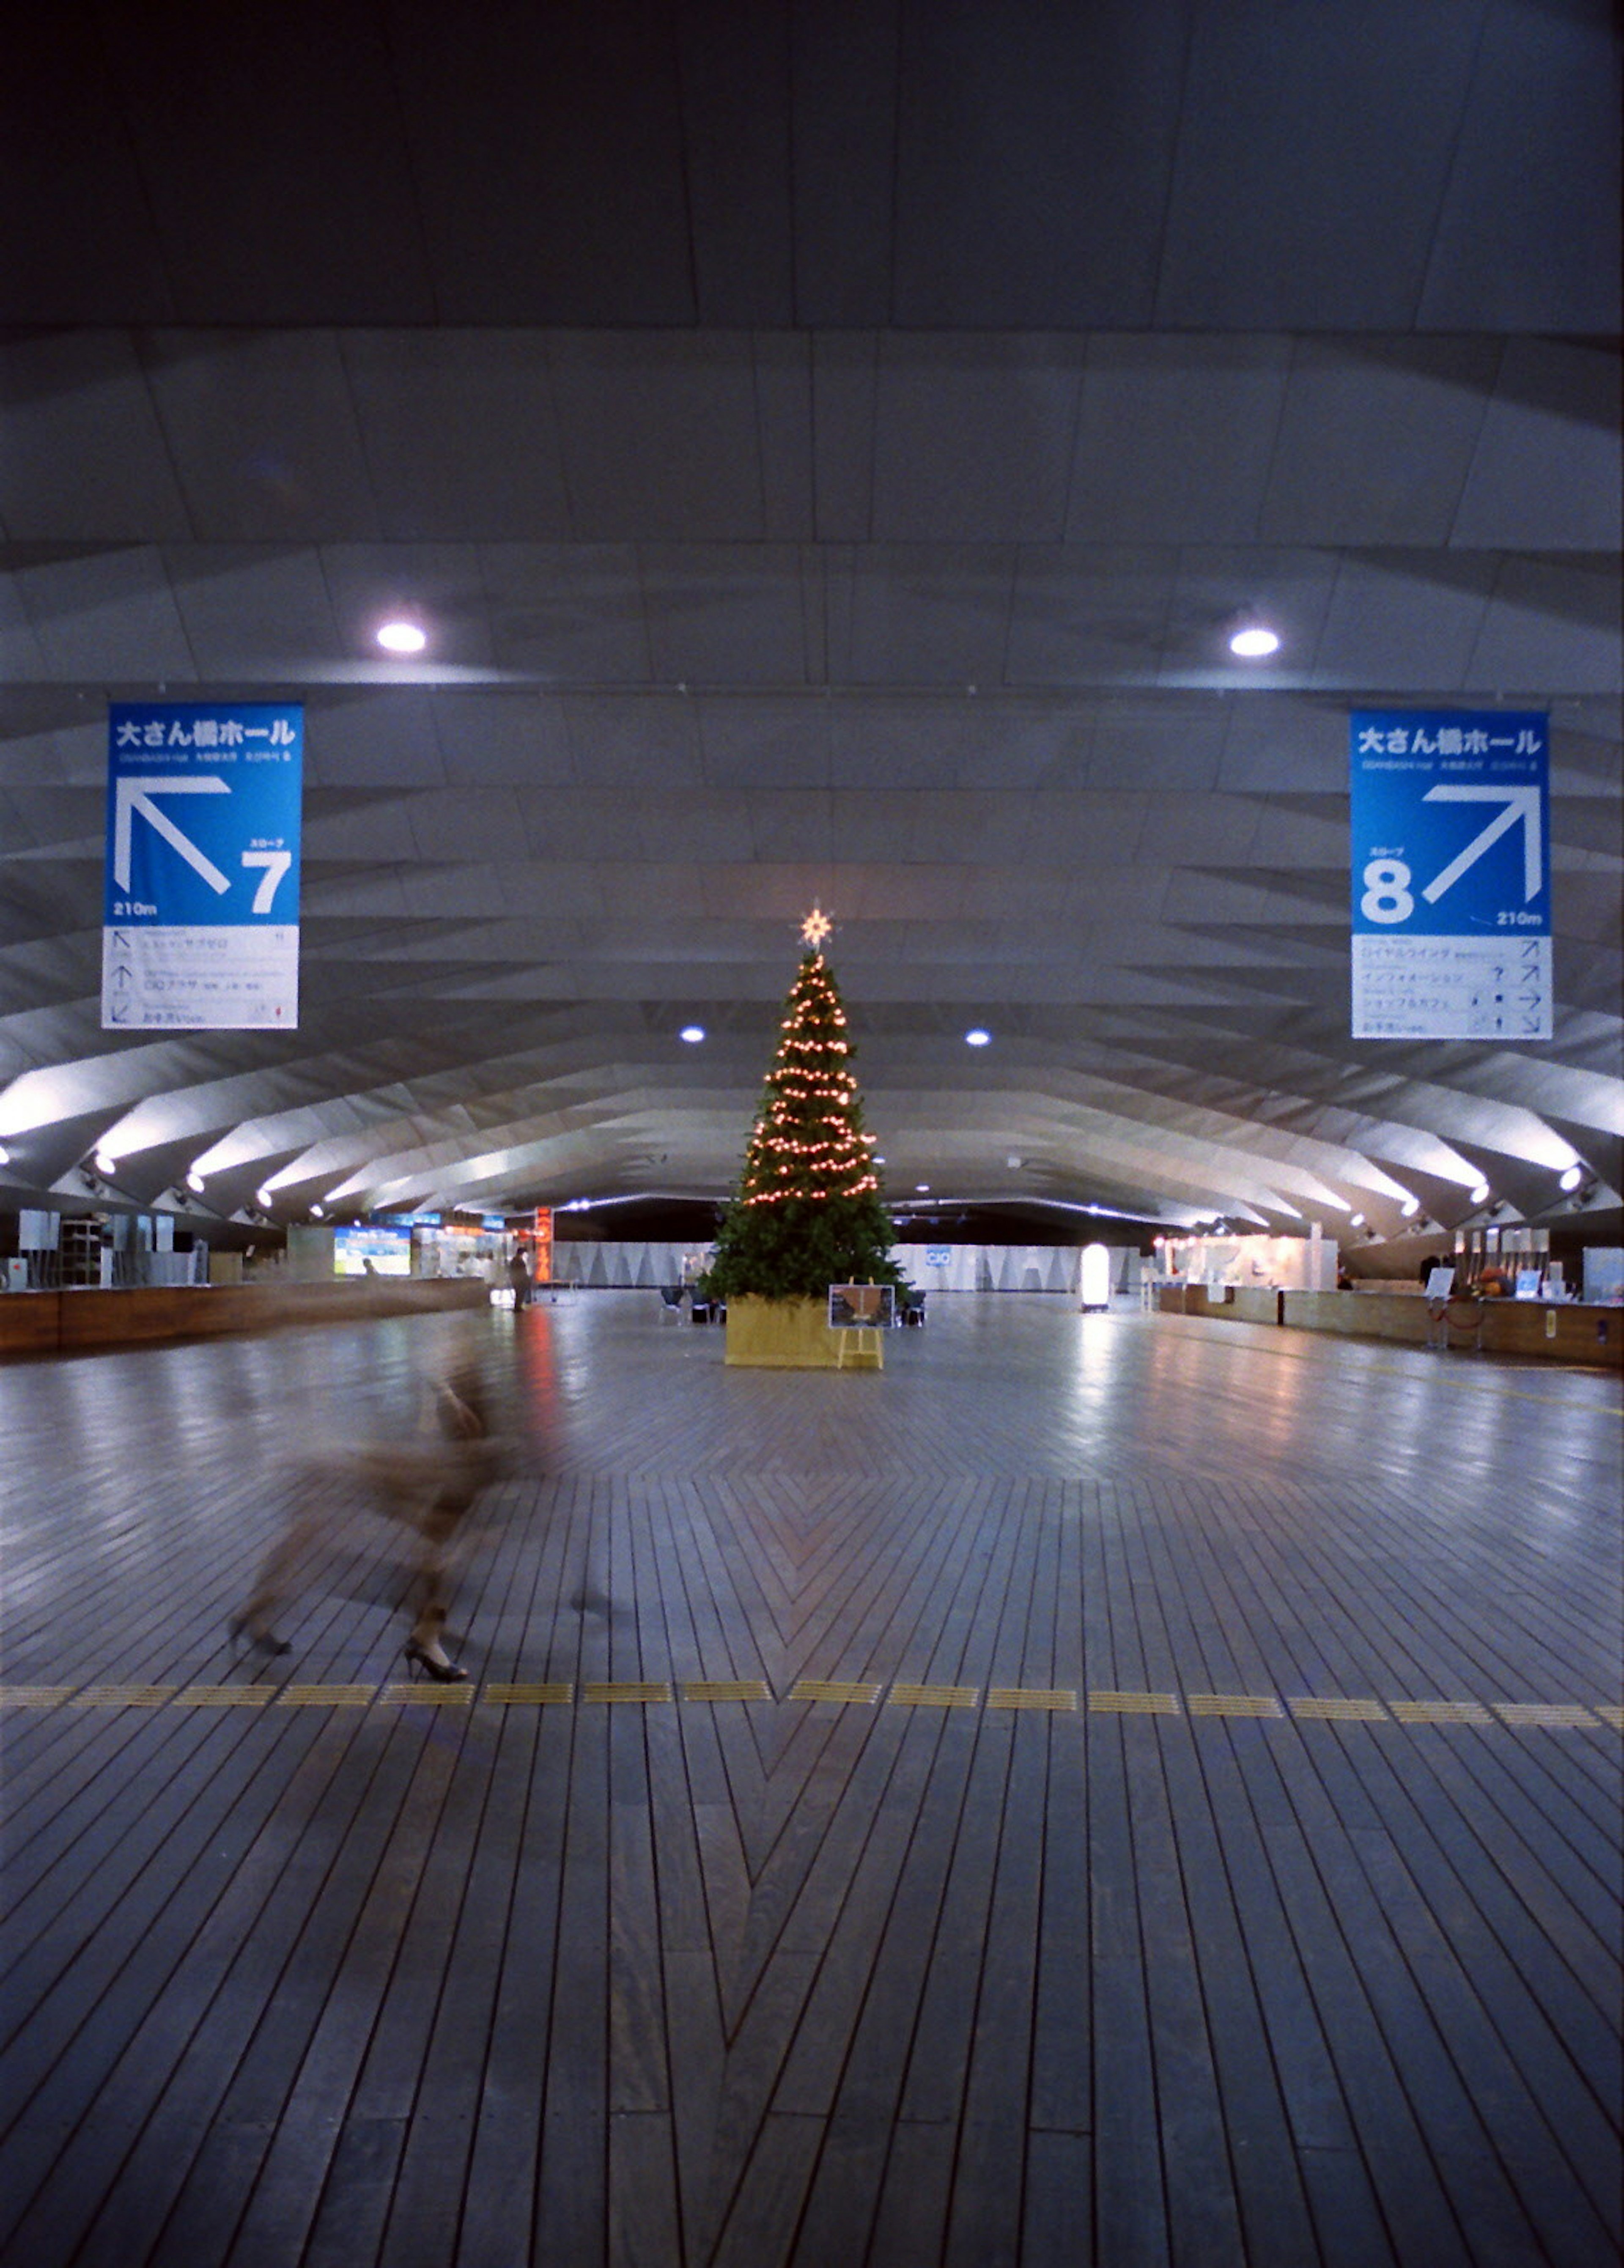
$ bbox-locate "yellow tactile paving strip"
[5,1682,1619,1729]
[277,1685,377,1706]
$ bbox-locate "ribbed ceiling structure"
[2,2,1619,1240]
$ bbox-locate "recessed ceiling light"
[376,620,427,655]
[185,1169,206,1193]
[0,1144,10,1167]
[1348,1212,1365,1228]
[1229,625,1281,659]
[679,1025,705,1043]
[1399,1195,1419,1218]
[255,1187,273,1208]
[874,1155,886,1166]
[93,1149,117,1177]
[965,1028,991,1047]
[310,1203,325,1219]
[915,1182,930,1193]
[1468,1182,1490,1207]
[1559,1163,1584,1191]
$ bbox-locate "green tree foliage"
[707,950,903,1302]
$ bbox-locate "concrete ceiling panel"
[339,332,573,542]
[0,334,191,543]
[143,333,381,542]
[1451,342,1624,551]
[1064,335,1289,547]
[640,546,811,684]
[17,548,196,683]
[870,335,1084,543]
[1311,553,1498,693]
[1417,0,1622,334]
[1006,550,1178,687]
[1259,339,1498,547]
[165,546,342,674]
[842,546,1017,686]
[545,335,765,541]
[1155,0,1482,329]
[480,544,651,681]
[892,0,1185,326]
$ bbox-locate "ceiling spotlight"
[93,1150,118,1178]
[1558,1163,1584,1192]
[310,1203,325,1219]
[679,1025,705,1044]
[965,1028,991,1047]
[255,1187,273,1208]
[1348,1212,1364,1228]
[376,620,427,655]
[1468,1182,1490,1207]
[1399,1195,1420,1218]
[1229,623,1281,660]
[0,1144,9,1168]
[185,1169,206,1193]
[915,1182,931,1193]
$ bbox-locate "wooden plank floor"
[1,1292,1619,2268]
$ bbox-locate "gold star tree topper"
[800,905,833,947]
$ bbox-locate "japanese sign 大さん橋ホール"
[1349,710,1550,1042]
[103,702,302,1030]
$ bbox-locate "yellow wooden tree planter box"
[724,1295,883,1370]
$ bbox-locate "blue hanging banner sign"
[103,702,303,1030]
[1349,710,1550,1041]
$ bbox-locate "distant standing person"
[507,1246,531,1309]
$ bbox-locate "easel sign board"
[828,1285,894,1328]
[1425,1266,1456,1300]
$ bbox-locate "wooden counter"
[1157,1282,1621,1366]
[0,1276,488,1359]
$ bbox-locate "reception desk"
[1157,1282,1621,1366]
[0,1275,489,1360]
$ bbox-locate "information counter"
[1157,1282,1621,1366]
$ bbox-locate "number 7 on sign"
[241,848,292,913]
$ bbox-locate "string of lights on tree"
[705,910,903,1302]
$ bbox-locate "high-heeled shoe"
[404,1637,468,1684]
[228,1614,290,1658]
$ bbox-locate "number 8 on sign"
[1360,858,1414,924]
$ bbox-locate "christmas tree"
[708,915,904,1304]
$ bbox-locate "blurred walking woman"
[231,1363,506,1683]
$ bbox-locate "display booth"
[1155,1228,1337,1294]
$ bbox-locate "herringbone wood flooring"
[1,1294,1619,2265]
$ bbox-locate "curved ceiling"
[2,2,1619,1242]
